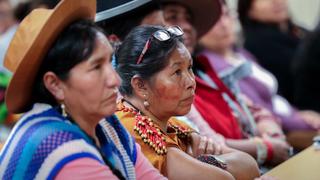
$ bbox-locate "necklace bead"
[118,103,193,156]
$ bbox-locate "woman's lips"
[182,95,195,104]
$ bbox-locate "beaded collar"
[117,101,193,156]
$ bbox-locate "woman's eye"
[175,69,182,75]
[166,14,178,22]
[93,64,101,70]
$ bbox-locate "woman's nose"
[185,72,196,90]
[107,67,121,88]
[179,19,193,35]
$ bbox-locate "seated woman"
[162,1,291,166]
[199,3,320,145]
[0,0,166,179]
[115,25,259,180]
[237,0,306,102]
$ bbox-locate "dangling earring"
[143,95,150,108]
[61,103,67,117]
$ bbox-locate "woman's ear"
[43,72,65,101]
[131,75,148,99]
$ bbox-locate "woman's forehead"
[96,32,112,48]
[168,44,192,66]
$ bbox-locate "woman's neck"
[208,47,242,66]
[207,46,234,59]
[65,108,101,145]
[123,97,168,132]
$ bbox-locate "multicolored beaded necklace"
[118,99,193,156]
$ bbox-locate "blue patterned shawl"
[0,103,136,180]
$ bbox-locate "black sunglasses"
[136,26,184,64]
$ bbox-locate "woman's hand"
[263,134,290,165]
[299,110,320,130]
[187,132,224,157]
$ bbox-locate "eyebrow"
[165,7,192,19]
[89,57,104,65]
[171,61,183,67]
[89,49,114,64]
[166,8,178,14]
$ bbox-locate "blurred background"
[227,0,320,30]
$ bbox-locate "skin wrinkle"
[146,43,195,124]
[163,4,197,53]
[200,6,236,56]
[59,32,121,138]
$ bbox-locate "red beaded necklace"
[118,101,193,155]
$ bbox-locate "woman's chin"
[176,106,192,116]
[102,105,117,117]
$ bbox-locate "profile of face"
[140,9,165,26]
[163,4,197,54]
[248,0,289,23]
[0,0,14,34]
[144,42,196,118]
[47,32,121,120]
[106,9,165,49]
[200,6,236,52]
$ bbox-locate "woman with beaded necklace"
[0,0,167,179]
[115,25,259,180]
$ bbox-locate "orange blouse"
[115,102,194,175]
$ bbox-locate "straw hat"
[160,0,222,38]
[4,0,96,113]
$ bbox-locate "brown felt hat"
[160,0,222,38]
[4,0,96,113]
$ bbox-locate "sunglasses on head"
[136,26,184,64]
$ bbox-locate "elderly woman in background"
[0,0,166,179]
[115,25,259,180]
[162,0,292,167]
[238,0,306,103]
[199,2,320,139]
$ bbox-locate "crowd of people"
[0,0,319,179]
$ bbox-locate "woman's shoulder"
[115,103,168,173]
[115,103,136,135]
[168,117,195,132]
[6,105,98,152]
[0,105,103,179]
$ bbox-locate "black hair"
[238,0,293,27]
[14,2,31,21]
[30,0,60,9]
[115,25,183,96]
[32,20,103,106]
[237,0,254,26]
[96,1,161,41]
[14,0,60,22]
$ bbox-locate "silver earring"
[143,95,150,108]
[61,103,67,117]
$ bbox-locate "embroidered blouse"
[115,101,194,175]
[0,103,137,180]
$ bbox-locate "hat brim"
[161,0,221,38]
[4,0,96,113]
[95,0,153,22]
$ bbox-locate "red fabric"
[263,139,274,162]
[194,55,243,139]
